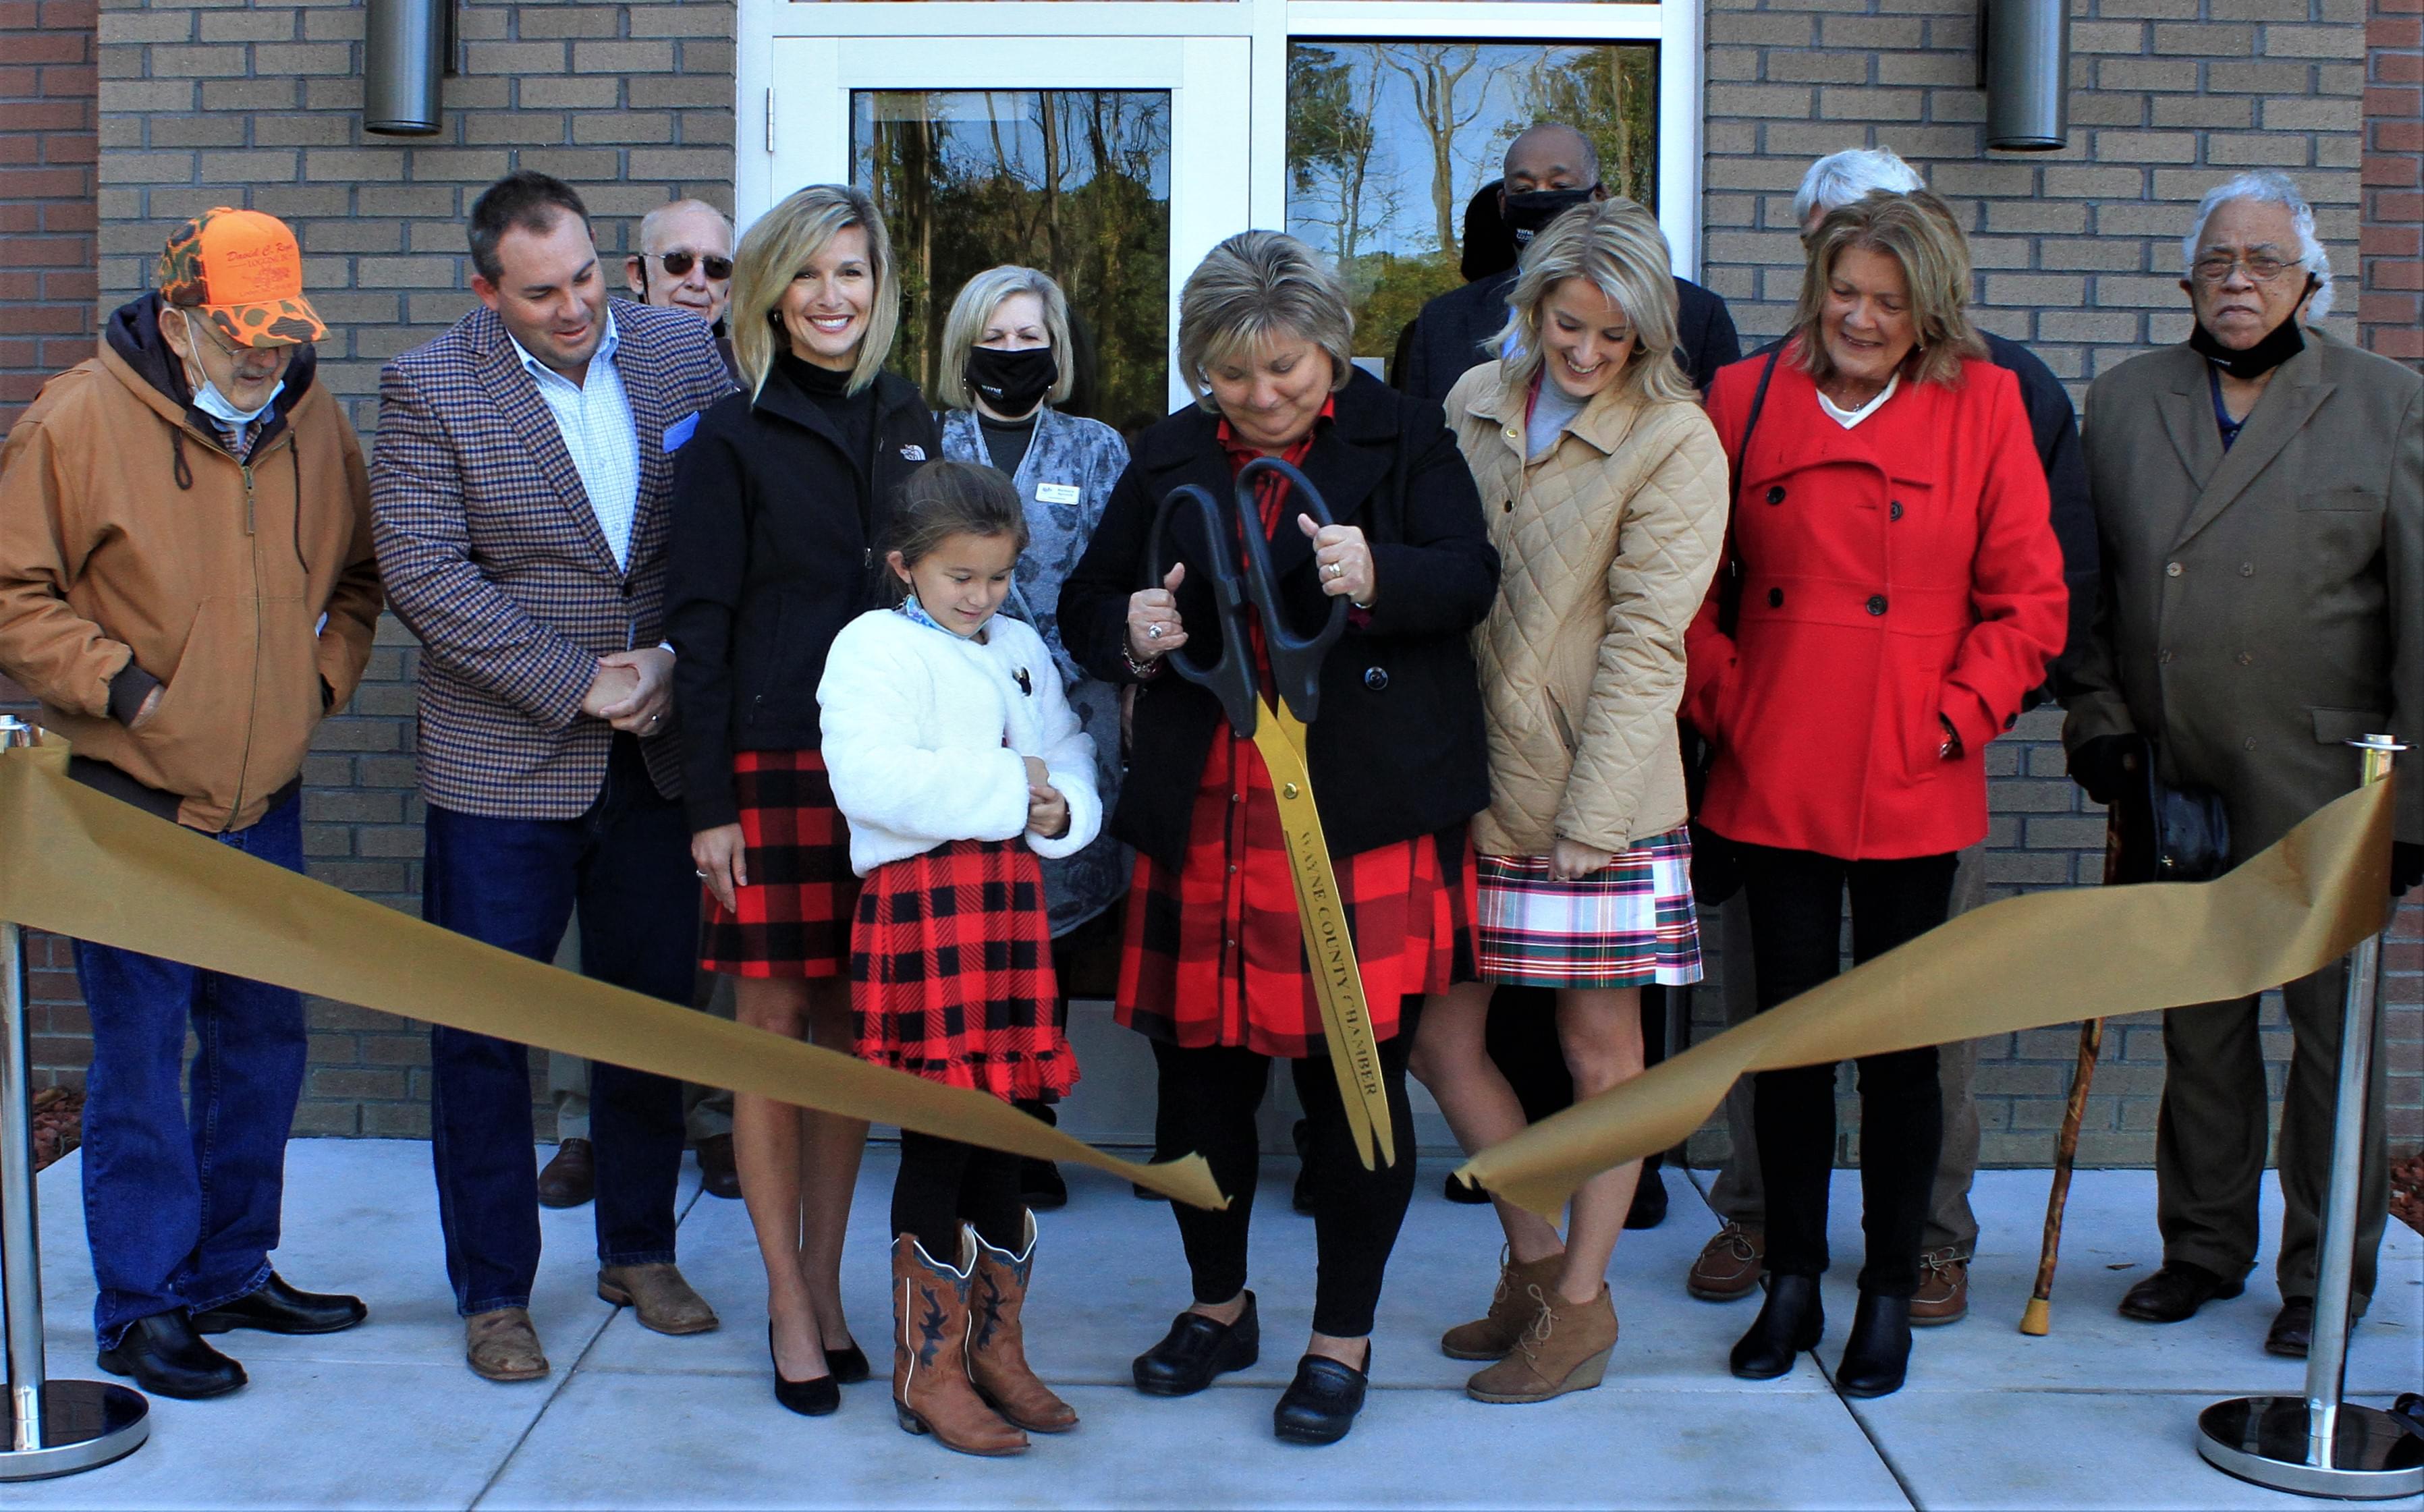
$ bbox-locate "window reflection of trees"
[854,90,1172,427]
[1287,42,1658,364]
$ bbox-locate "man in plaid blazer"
[371,171,734,1382]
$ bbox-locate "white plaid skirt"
[1475,826,1704,988]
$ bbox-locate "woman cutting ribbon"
[1059,230,1497,1445]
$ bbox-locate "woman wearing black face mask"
[934,265,1134,1205]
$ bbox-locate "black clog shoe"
[1133,1291,1260,1397]
[1273,1350,1369,1445]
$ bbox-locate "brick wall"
[2361,0,2423,364]
[22,0,738,1136]
[1690,0,2417,1169]
[0,0,98,433]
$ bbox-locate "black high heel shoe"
[825,1339,871,1386]
[770,1324,839,1417]
[1730,1273,1824,1380]
[1836,1291,1912,1399]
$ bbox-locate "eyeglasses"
[2190,252,2298,285]
[646,250,733,281]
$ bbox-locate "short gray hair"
[638,198,733,256]
[2182,170,2334,320]
[1175,230,1354,410]
[1793,148,1925,227]
[934,264,1076,412]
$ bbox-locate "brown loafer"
[536,1138,595,1208]
[694,1133,741,1200]
[465,1308,548,1382]
[1910,1247,1970,1326]
[1687,1222,1764,1301]
[599,1262,719,1335]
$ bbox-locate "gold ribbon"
[0,741,1226,1210]
[1457,777,2396,1220]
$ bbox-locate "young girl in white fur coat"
[817,460,1099,1457]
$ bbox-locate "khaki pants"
[2157,955,2389,1310]
[1704,841,1985,1256]
[547,924,734,1145]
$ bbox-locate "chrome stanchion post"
[2196,735,2423,1499]
[0,715,149,1480]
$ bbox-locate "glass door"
[762,36,1251,416]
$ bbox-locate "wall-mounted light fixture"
[364,0,449,137]
[1983,0,2070,152]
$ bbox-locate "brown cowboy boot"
[891,1233,1027,1457]
[1441,1246,1566,1362]
[966,1214,1078,1434]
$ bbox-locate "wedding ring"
[1147,623,1165,640]
[1325,561,1345,580]
[694,869,708,879]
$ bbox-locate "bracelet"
[1122,644,1163,681]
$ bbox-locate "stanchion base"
[0,1380,150,1482]
[2197,1396,2424,1500]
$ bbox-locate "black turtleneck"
[775,349,877,486]
[976,410,1038,480]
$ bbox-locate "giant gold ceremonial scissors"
[1148,457,1394,1169]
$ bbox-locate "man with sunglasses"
[626,199,740,383]
[2063,170,2421,1355]
[0,208,383,1399]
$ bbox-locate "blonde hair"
[934,264,1076,412]
[729,184,900,399]
[1494,198,1695,408]
[1790,189,1985,390]
[1176,231,1354,412]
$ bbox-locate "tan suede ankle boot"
[1440,1247,1566,1362]
[891,1233,1028,1456]
[966,1214,1078,1434]
[1464,1284,1618,1403]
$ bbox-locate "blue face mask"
[191,374,283,428]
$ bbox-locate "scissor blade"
[1247,709,1396,1170]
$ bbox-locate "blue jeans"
[74,791,305,1348]
[422,735,693,1316]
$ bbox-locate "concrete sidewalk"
[18,1138,2421,1509]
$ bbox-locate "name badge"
[1035,482,1082,505]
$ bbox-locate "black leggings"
[1149,1006,1420,1338]
[1737,843,1958,1297]
[892,1129,1025,1262]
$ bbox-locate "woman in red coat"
[1683,190,2065,1398]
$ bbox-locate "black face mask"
[1502,188,1596,246]
[2189,274,2317,381]
[966,345,1057,418]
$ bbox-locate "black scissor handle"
[1233,456,1349,727]
[1145,482,1263,736]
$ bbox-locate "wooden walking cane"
[2020,805,2128,1335]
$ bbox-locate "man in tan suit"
[2063,170,2422,1357]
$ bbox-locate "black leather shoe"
[1625,1167,1670,1230]
[826,1341,872,1386]
[1730,1274,1824,1380]
[191,1273,368,1336]
[1273,1350,1369,1445]
[1133,1292,1259,1397]
[2117,1262,2244,1323]
[770,1324,839,1416]
[98,1310,246,1399]
[1836,1291,1913,1399]
[2264,1297,2315,1359]
[695,1133,742,1201]
[1443,1171,1490,1204]
[1020,1156,1068,1212]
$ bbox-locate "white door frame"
[738,0,1701,279]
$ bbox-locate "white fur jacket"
[817,603,1102,876]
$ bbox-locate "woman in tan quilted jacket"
[1412,199,1728,1404]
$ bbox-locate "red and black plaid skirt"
[850,837,1077,1102]
[699,749,860,978]
[1115,727,1478,1060]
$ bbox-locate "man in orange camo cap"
[0,207,382,1401]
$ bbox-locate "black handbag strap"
[1715,345,1783,637]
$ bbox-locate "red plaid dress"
[852,837,1076,1100]
[1115,405,1477,1059]
[700,749,861,978]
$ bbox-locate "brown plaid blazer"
[371,300,735,820]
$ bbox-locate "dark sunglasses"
[646,250,733,281]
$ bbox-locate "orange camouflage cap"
[157,207,327,349]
